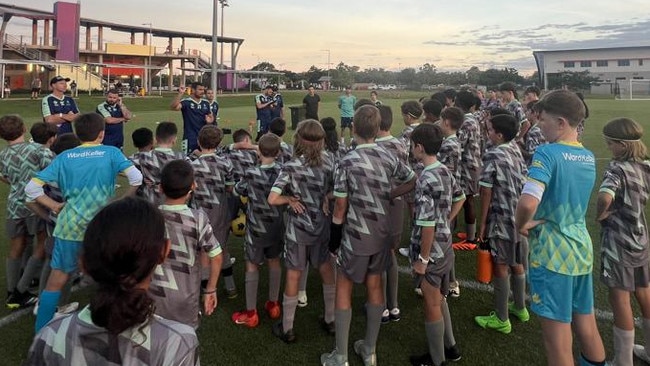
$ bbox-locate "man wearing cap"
[42,76,80,134]
[254,85,275,141]
[96,89,132,149]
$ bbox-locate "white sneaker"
[398,248,410,258]
[298,291,308,308]
[53,302,79,320]
[633,344,650,363]
[449,281,460,298]
[230,257,236,265]
[414,287,423,297]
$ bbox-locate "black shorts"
[341,117,353,128]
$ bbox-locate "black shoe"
[319,316,335,335]
[6,290,37,310]
[272,321,296,343]
[444,344,461,362]
[410,353,434,366]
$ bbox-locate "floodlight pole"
[211,0,219,91]
[142,22,153,95]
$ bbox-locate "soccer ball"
[231,213,246,237]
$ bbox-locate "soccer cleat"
[232,309,259,328]
[297,291,308,308]
[353,340,377,366]
[444,344,462,362]
[319,316,335,335]
[409,353,434,366]
[230,257,236,265]
[474,312,512,334]
[508,302,530,322]
[448,282,460,298]
[272,321,296,343]
[265,300,281,319]
[5,290,37,310]
[398,247,410,258]
[226,288,238,299]
[389,307,401,322]
[321,349,349,366]
[633,344,650,363]
[53,302,80,320]
[381,309,390,324]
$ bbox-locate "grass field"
[0,91,649,365]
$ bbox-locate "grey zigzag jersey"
[278,141,294,165]
[599,160,650,267]
[131,148,186,205]
[219,144,257,182]
[438,134,461,184]
[410,161,464,261]
[235,163,284,247]
[27,306,199,366]
[479,141,527,242]
[271,152,334,247]
[457,113,482,186]
[334,143,414,255]
[522,124,546,166]
[149,204,221,329]
[398,124,421,169]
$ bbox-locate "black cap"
[50,76,70,85]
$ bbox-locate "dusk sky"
[7,1,650,75]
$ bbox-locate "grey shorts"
[6,216,43,239]
[417,255,453,295]
[388,198,405,249]
[245,236,283,264]
[490,238,526,266]
[337,246,390,284]
[460,169,480,197]
[285,242,329,271]
[601,256,650,292]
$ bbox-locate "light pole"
[211,0,219,92]
[218,0,229,67]
[320,49,330,90]
[142,22,152,95]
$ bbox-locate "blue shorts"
[50,238,83,274]
[341,117,353,128]
[528,264,594,323]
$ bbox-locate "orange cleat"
[232,309,259,328]
[265,300,281,320]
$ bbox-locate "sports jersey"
[235,163,284,247]
[338,95,357,118]
[255,94,273,133]
[271,152,334,247]
[457,113,482,190]
[207,100,219,120]
[376,135,408,165]
[399,123,421,169]
[522,124,546,166]
[334,143,415,255]
[505,100,526,124]
[150,204,222,329]
[32,144,136,241]
[279,141,294,165]
[376,135,409,238]
[0,142,53,219]
[479,141,527,242]
[599,160,650,267]
[27,306,199,366]
[180,97,212,153]
[219,144,257,181]
[96,101,126,148]
[131,148,186,205]
[271,93,284,119]
[41,94,79,134]
[527,142,596,275]
[437,134,461,183]
[303,93,321,119]
[410,161,464,260]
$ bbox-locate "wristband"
[202,289,216,294]
[329,222,343,254]
[418,254,430,264]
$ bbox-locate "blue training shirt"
[41,94,79,134]
[96,102,125,148]
[180,97,212,152]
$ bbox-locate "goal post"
[620,79,650,100]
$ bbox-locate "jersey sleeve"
[479,151,498,188]
[393,158,415,183]
[599,164,621,198]
[197,210,222,258]
[96,103,111,118]
[234,175,249,197]
[41,97,52,117]
[112,148,136,175]
[224,159,235,186]
[527,145,553,187]
[34,156,61,185]
[333,161,349,198]
[271,165,291,195]
[415,180,436,227]
[451,174,465,202]
[180,99,191,111]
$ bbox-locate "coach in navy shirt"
[170,82,214,153]
[96,89,132,148]
[41,76,80,134]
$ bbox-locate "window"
[564,61,575,68]
[596,60,608,67]
[633,76,644,80]
[618,59,630,67]
[640,59,644,66]
[580,61,592,67]
[616,77,626,80]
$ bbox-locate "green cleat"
[508,303,530,322]
[474,312,512,334]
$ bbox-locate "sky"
[7,0,650,75]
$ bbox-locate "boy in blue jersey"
[25,113,143,332]
[41,76,80,135]
[96,89,132,149]
[170,82,214,154]
[515,90,606,366]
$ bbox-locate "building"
[533,46,650,94]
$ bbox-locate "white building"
[533,46,650,92]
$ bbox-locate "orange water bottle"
[476,239,493,284]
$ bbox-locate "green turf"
[0,92,649,365]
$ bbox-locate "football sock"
[494,275,509,321]
[643,319,650,358]
[579,353,607,366]
[387,252,399,309]
[299,269,309,292]
[268,266,281,303]
[35,290,60,332]
[17,257,44,293]
[322,284,336,323]
[425,319,445,366]
[613,326,633,366]
[245,270,259,311]
[282,294,298,333]
[467,223,476,241]
[513,273,526,310]
[441,298,456,348]
[222,266,236,292]
[449,263,457,284]
[364,303,383,354]
[335,308,352,359]
[38,259,51,295]
[6,258,21,293]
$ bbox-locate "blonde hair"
[294,119,325,167]
[603,117,648,162]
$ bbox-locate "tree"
[331,62,359,88]
[547,71,598,91]
[251,62,277,72]
[303,65,324,85]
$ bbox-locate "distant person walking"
[31,77,42,100]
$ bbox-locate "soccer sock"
[16,257,44,293]
[35,290,61,332]
[494,276,509,321]
[363,303,383,354]
[579,353,607,366]
[387,252,399,309]
[6,258,22,292]
[268,267,281,303]
[425,319,445,366]
[322,284,336,323]
[245,271,259,311]
[643,318,650,357]
[222,267,236,292]
[613,326,633,366]
[513,273,526,310]
[467,223,476,241]
[282,294,298,333]
[38,259,51,295]
[299,269,309,292]
[335,308,352,359]
[449,263,457,284]
[441,298,456,348]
